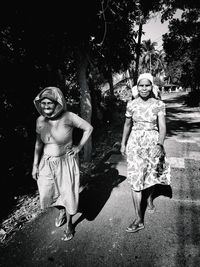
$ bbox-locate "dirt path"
[1,92,200,267]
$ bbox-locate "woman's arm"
[157,112,166,146]
[32,134,44,180]
[152,112,166,158]
[68,117,93,156]
[76,123,93,152]
[120,117,132,155]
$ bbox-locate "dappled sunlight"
[163,93,200,138]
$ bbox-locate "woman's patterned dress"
[125,98,171,191]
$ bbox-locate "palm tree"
[154,49,167,80]
[140,39,158,73]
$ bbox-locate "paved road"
[1,92,200,267]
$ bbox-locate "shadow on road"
[74,162,126,228]
[163,93,200,137]
[175,166,200,266]
[164,93,200,265]
[141,184,173,221]
[153,184,173,200]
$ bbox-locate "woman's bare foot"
[147,200,155,213]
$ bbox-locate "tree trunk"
[108,66,114,98]
[75,45,92,162]
[126,69,133,88]
[134,23,143,84]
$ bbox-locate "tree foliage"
[140,39,158,73]
[163,3,200,88]
[0,0,179,203]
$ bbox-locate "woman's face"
[40,98,57,116]
[137,78,152,98]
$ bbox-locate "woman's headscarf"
[33,86,67,119]
[131,73,160,99]
[137,73,154,85]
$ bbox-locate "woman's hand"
[151,144,164,158]
[66,146,81,157]
[32,165,39,180]
[120,144,126,156]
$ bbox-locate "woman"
[120,73,170,233]
[32,86,93,241]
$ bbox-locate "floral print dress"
[125,98,171,191]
